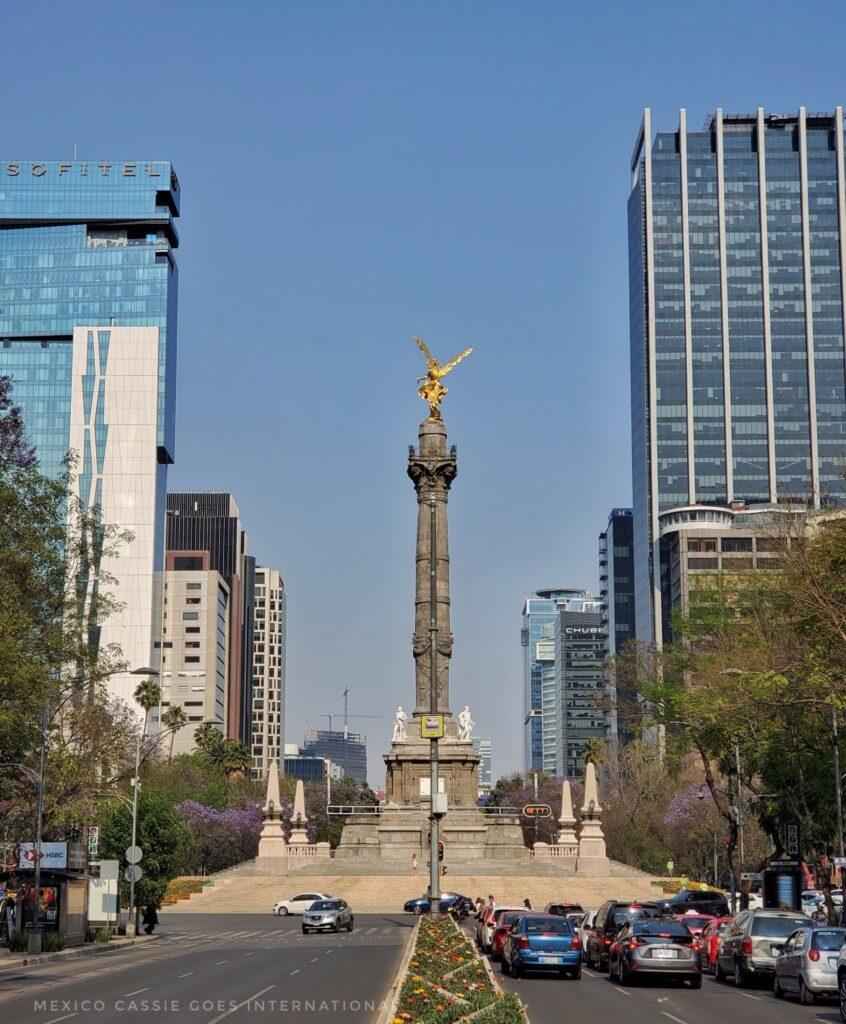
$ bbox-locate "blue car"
[501,914,582,979]
[403,892,472,915]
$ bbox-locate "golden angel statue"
[413,334,473,418]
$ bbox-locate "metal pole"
[833,707,844,859]
[126,726,142,937]
[30,708,49,952]
[735,744,745,870]
[428,498,440,914]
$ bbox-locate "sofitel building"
[630,109,846,644]
[0,159,179,710]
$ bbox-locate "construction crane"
[317,687,381,737]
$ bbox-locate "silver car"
[301,898,354,934]
[774,926,845,1004]
[716,908,809,986]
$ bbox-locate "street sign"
[785,823,800,857]
[125,845,143,865]
[522,804,552,818]
[420,715,445,739]
[124,865,143,883]
[19,842,67,870]
[834,857,846,868]
[741,872,763,882]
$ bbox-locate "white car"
[273,891,333,916]
[576,909,598,961]
[481,905,524,951]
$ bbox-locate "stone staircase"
[163,862,666,915]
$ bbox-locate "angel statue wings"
[413,334,473,419]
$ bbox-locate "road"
[497,958,843,1024]
[0,913,412,1024]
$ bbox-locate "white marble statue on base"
[457,705,474,741]
[392,706,408,743]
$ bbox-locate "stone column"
[556,779,579,857]
[256,760,287,867]
[407,416,457,724]
[576,762,609,874]
[288,778,310,845]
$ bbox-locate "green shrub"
[9,931,28,953]
[41,930,63,952]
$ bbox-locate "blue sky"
[7,0,846,780]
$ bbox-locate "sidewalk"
[0,933,159,973]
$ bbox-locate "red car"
[697,916,732,974]
[491,911,528,961]
[673,912,715,937]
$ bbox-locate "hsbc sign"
[19,842,67,870]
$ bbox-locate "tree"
[581,738,606,768]
[133,679,161,738]
[194,723,223,756]
[99,790,189,910]
[220,741,251,779]
[0,375,134,840]
[161,706,187,762]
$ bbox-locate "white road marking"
[310,957,319,962]
[244,952,255,957]
[290,969,301,975]
[123,988,149,996]
[179,971,194,978]
[612,986,631,997]
[44,1015,79,1024]
[661,1014,688,1024]
[215,960,228,965]
[738,992,761,1000]
[204,984,275,1024]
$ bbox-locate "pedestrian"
[474,896,484,918]
[142,903,158,935]
[523,898,532,911]
[487,894,495,908]
[411,852,418,875]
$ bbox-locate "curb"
[374,918,420,1024]
[0,934,159,973]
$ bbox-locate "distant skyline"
[5,0,846,781]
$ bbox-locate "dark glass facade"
[554,610,607,778]
[630,109,846,643]
[302,729,368,786]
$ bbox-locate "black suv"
[655,888,730,918]
[585,900,662,970]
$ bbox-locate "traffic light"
[438,841,444,863]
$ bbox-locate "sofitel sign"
[5,162,165,178]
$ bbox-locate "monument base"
[336,737,527,865]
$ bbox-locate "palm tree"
[221,740,251,779]
[133,678,161,739]
[161,705,187,762]
[582,738,606,768]
[194,722,222,756]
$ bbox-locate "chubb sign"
[19,842,68,870]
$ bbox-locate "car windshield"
[813,929,846,951]
[525,917,572,934]
[678,916,711,929]
[751,916,807,937]
[311,901,341,911]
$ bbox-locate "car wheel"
[571,965,582,981]
[278,907,289,917]
[618,960,630,986]
[715,957,727,982]
[333,920,340,933]
[513,962,523,979]
[413,905,424,916]
[773,974,784,999]
[501,957,510,976]
[839,971,846,1021]
[689,974,702,989]
[799,979,815,1006]
[734,960,748,988]
[347,917,354,932]
[302,927,309,934]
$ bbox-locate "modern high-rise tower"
[630,109,846,644]
[0,159,180,708]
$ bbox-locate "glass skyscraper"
[630,109,846,644]
[0,159,180,708]
[521,588,602,773]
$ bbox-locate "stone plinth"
[384,736,480,809]
[576,762,609,874]
[256,760,288,871]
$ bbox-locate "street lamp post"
[832,706,845,862]
[126,666,158,938]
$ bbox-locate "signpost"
[125,845,142,865]
[741,872,763,882]
[124,865,143,884]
